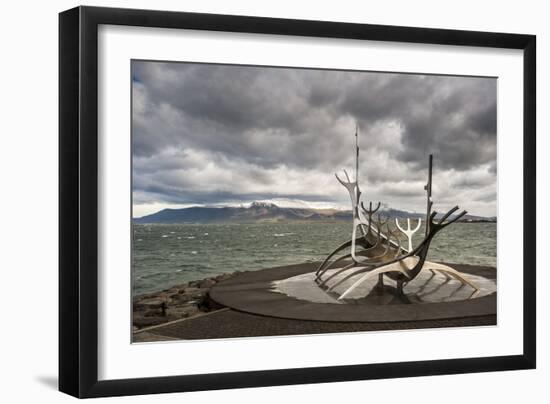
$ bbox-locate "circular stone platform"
[209,262,497,323]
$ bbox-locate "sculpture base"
[209,262,496,323]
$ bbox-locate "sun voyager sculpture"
[315,127,480,301]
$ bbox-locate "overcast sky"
[132,60,497,218]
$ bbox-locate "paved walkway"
[133,307,496,342]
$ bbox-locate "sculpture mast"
[425,154,433,236]
[355,124,360,216]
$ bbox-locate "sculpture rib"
[319,262,364,287]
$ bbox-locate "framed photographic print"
[59,6,536,398]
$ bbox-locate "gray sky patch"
[132,61,497,217]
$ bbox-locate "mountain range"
[134,201,495,224]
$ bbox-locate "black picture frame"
[59,5,536,398]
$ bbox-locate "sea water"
[132,222,496,295]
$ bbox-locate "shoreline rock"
[132,271,242,330]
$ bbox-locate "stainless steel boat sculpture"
[315,129,480,300]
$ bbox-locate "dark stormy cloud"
[132,61,497,218]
